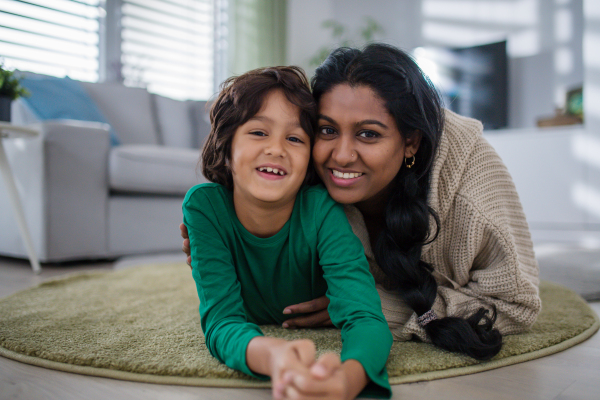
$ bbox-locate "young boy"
[183,66,392,400]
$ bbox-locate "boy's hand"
[180,223,192,267]
[275,353,365,400]
[270,339,316,383]
[246,337,317,399]
[282,297,333,328]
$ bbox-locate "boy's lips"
[257,164,287,174]
[256,164,287,180]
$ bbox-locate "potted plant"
[309,17,385,67]
[0,63,29,122]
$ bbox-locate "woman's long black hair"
[311,43,502,360]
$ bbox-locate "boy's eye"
[249,131,266,136]
[287,136,305,144]
[358,130,380,139]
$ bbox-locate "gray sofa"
[0,79,210,262]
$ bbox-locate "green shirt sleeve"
[182,186,266,379]
[314,191,393,399]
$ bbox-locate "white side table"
[0,121,41,274]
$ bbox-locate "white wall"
[286,0,334,77]
[508,52,555,128]
[286,0,422,77]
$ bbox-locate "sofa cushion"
[19,76,120,146]
[153,94,195,148]
[80,82,160,145]
[109,145,203,195]
[11,98,41,125]
[188,100,212,148]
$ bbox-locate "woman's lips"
[328,168,363,187]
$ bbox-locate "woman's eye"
[358,130,380,139]
[319,127,336,136]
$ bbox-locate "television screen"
[414,41,508,130]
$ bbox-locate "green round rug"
[0,263,598,387]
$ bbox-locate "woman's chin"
[323,183,363,205]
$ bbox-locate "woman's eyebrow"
[318,114,388,129]
[356,119,388,129]
[317,114,336,124]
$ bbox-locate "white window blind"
[121,0,214,100]
[0,0,101,82]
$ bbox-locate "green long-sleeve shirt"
[182,183,392,398]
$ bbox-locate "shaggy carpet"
[0,263,598,387]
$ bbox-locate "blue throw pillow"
[19,76,120,146]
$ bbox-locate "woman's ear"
[404,130,422,158]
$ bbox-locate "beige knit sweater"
[344,109,541,342]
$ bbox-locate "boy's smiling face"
[229,89,311,207]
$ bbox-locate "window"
[120,0,215,100]
[0,0,101,82]
[1,0,220,100]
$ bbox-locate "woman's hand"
[282,296,333,328]
[274,353,367,400]
[179,223,192,267]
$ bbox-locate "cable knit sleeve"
[390,135,542,342]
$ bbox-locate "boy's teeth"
[332,170,363,179]
[258,167,285,175]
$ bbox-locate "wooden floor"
[1,247,599,400]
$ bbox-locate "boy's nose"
[265,137,286,157]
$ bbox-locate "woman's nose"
[331,138,355,166]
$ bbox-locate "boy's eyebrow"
[249,115,302,128]
[318,114,388,129]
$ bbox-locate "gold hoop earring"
[405,155,415,169]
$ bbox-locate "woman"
[181,42,540,361]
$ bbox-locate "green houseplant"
[309,17,385,67]
[0,63,29,122]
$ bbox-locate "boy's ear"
[404,130,422,158]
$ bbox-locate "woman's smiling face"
[312,84,420,209]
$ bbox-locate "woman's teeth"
[332,170,363,179]
[258,167,286,176]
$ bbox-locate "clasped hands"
[268,339,351,400]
